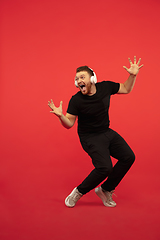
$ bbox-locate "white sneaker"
[65,187,83,207]
[95,186,116,207]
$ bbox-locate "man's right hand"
[48,99,63,117]
[48,99,76,129]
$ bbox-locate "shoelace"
[107,190,117,202]
[73,192,82,202]
[110,190,117,197]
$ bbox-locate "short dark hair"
[76,66,94,76]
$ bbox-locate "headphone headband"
[75,67,97,87]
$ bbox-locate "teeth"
[79,84,85,88]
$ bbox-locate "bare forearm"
[124,74,137,93]
[122,56,143,93]
[58,114,74,129]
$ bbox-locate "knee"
[121,150,135,166]
[95,166,112,177]
[127,150,135,165]
[130,151,135,163]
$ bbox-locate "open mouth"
[79,84,86,90]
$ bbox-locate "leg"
[101,129,135,192]
[77,132,112,195]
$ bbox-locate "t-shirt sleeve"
[107,81,120,95]
[67,96,78,115]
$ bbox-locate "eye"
[81,76,85,79]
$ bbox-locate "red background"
[0,0,160,239]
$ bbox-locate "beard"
[80,82,92,95]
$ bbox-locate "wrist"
[130,73,137,77]
[58,113,63,119]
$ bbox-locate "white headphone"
[75,68,97,87]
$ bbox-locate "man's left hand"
[123,56,143,76]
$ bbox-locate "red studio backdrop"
[0,0,160,240]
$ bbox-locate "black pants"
[77,128,135,195]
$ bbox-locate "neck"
[87,84,96,96]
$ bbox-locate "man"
[48,56,143,208]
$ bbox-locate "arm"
[48,100,76,129]
[118,56,143,94]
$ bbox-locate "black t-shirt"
[67,81,120,136]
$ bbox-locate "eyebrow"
[75,74,85,79]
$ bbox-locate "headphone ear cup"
[75,81,78,87]
[90,73,97,84]
[90,76,94,83]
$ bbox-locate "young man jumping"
[48,56,143,207]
